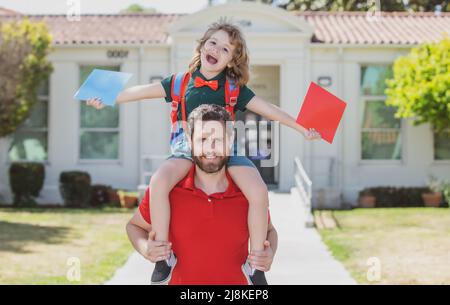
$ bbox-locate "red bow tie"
[194,76,219,91]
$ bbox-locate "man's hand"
[248,240,274,272]
[145,231,172,263]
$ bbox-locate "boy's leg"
[227,165,269,252]
[228,161,269,285]
[149,157,192,285]
[149,157,193,243]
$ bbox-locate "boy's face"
[201,30,236,74]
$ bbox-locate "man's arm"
[126,210,171,262]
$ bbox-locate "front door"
[235,65,280,186]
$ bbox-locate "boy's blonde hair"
[188,20,250,86]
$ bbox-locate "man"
[126,104,278,285]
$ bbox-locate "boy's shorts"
[168,129,256,168]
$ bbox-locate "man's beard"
[192,154,229,173]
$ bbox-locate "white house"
[0,2,449,208]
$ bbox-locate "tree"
[254,0,449,12]
[120,4,157,14]
[0,19,53,138]
[406,0,450,12]
[385,37,450,134]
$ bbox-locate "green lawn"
[0,207,135,284]
[316,208,450,285]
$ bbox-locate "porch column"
[279,57,306,191]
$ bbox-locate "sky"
[0,0,220,14]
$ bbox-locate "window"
[434,129,450,160]
[360,65,402,160]
[8,80,49,162]
[79,65,120,160]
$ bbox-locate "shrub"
[358,189,374,197]
[59,171,91,207]
[9,162,45,206]
[91,184,113,207]
[359,186,429,207]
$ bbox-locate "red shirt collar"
[179,165,241,198]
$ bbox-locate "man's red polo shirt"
[139,165,252,285]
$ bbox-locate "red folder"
[296,82,347,144]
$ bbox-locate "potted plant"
[117,191,138,209]
[422,175,442,208]
[358,188,376,208]
[439,180,450,208]
[107,188,121,206]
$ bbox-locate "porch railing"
[139,154,168,192]
[294,156,315,228]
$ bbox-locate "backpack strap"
[224,77,240,120]
[170,72,191,128]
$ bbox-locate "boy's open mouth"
[206,54,218,65]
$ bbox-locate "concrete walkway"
[106,188,356,285]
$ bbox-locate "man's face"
[190,120,232,173]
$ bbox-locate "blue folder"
[74,69,132,106]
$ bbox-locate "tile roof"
[0,11,448,46]
[0,7,20,15]
[0,14,181,45]
[299,11,450,45]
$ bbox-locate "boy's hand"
[305,127,321,141]
[248,240,274,272]
[145,231,172,263]
[298,125,321,141]
[86,98,106,110]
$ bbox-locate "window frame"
[6,85,50,164]
[358,64,405,165]
[432,126,450,163]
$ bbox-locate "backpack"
[169,72,240,131]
